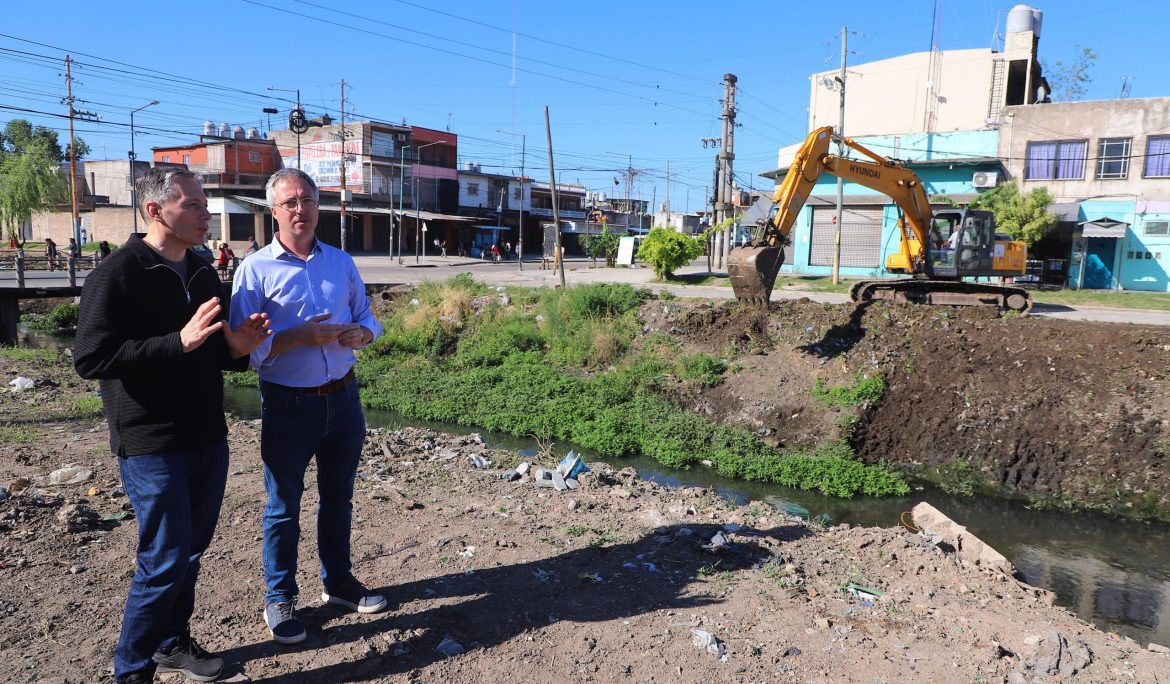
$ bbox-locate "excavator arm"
[728,126,937,302]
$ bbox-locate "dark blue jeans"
[260,378,365,604]
[114,440,228,683]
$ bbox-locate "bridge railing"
[1,252,102,288]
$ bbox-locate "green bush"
[563,283,653,318]
[679,353,726,386]
[636,227,705,279]
[21,303,78,331]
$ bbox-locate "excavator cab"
[920,208,1025,280]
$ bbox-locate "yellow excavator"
[728,126,1031,312]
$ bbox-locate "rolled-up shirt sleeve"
[347,257,382,348]
[229,263,274,369]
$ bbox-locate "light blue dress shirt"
[229,238,382,387]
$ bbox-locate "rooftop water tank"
[246,127,260,140]
[218,122,231,138]
[597,191,608,203]
[1006,4,1043,37]
[232,125,245,140]
[203,120,216,136]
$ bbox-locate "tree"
[636,226,705,279]
[579,224,620,267]
[1044,45,1096,102]
[968,181,1056,246]
[0,119,68,241]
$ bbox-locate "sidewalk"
[351,253,1170,327]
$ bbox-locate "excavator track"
[849,279,1032,313]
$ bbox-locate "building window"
[182,155,191,165]
[161,156,170,163]
[248,151,261,163]
[1145,220,1168,236]
[1025,140,1086,180]
[1144,136,1170,177]
[514,187,523,200]
[467,182,479,196]
[1096,138,1131,179]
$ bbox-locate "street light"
[413,140,446,264]
[267,86,302,168]
[605,151,636,230]
[496,130,526,270]
[129,99,160,234]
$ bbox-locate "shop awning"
[1078,217,1128,238]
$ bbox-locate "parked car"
[191,243,213,263]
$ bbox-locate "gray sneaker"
[322,580,388,614]
[263,600,306,644]
[152,633,224,682]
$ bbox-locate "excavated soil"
[643,299,1170,516]
[2,298,1170,683]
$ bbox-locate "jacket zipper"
[145,261,212,304]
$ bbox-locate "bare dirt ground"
[646,299,1170,516]
[3,312,1170,683]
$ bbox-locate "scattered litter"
[704,531,731,551]
[468,455,489,469]
[531,568,555,584]
[0,487,8,503]
[48,465,94,486]
[691,628,728,662]
[534,468,556,488]
[782,646,802,657]
[435,635,464,658]
[8,377,34,392]
[557,451,589,479]
[458,546,476,559]
[100,512,131,522]
[552,471,568,491]
[564,478,579,490]
[846,583,884,602]
[623,561,659,573]
[578,572,603,583]
[515,462,530,475]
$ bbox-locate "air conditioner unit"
[972,171,998,188]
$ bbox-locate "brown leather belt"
[269,368,355,396]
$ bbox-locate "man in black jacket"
[75,167,270,684]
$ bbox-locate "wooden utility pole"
[339,79,349,252]
[65,56,80,247]
[544,106,565,288]
[715,73,737,268]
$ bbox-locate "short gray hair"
[265,168,320,206]
[135,167,198,221]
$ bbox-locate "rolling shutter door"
[809,206,884,268]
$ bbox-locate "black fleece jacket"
[74,234,248,457]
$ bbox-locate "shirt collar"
[271,235,323,261]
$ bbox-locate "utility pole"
[397,143,406,263]
[64,56,80,247]
[339,79,349,252]
[715,73,737,268]
[544,106,565,288]
[832,27,847,285]
[497,129,527,270]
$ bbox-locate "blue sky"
[3,0,1167,212]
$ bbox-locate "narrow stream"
[222,386,1170,647]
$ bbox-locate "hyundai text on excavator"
[728,126,1032,312]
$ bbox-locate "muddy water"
[223,388,1170,646]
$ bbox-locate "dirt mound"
[644,299,1170,516]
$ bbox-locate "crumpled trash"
[469,455,490,469]
[691,628,728,661]
[56,503,102,532]
[435,635,464,657]
[557,451,589,480]
[9,377,34,392]
[48,465,94,486]
[0,486,8,503]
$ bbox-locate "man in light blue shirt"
[229,168,386,646]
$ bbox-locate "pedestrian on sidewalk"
[74,167,271,684]
[440,239,447,257]
[491,243,500,263]
[45,237,58,270]
[230,168,386,647]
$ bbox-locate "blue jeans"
[115,440,228,683]
[260,378,366,604]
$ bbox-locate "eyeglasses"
[273,197,319,212]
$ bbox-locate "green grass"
[0,425,37,443]
[355,275,909,499]
[72,394,104,417]
[1028,288,1170,311]
[0,346,59,363]
[810,374,886,408]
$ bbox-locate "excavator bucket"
[728,243,785,305]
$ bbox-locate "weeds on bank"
[810,373,886,408]
[354,275,909,498]
[0,346,59,363]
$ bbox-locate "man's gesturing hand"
[337,323,370,349]
[180,297,225,353]
[295,313,344,347]
[225,312,272,358]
